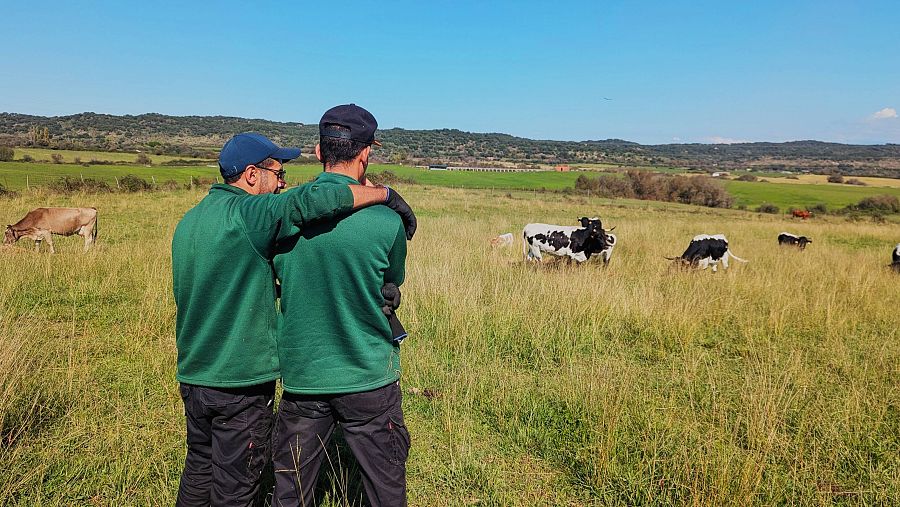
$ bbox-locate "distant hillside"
[1,112,898,177]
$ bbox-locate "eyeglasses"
[255,165,286,180]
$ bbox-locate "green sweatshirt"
[172,182,353,388]
[274,172,407,395]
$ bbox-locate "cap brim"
[270,146,301,162]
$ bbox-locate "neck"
[229,180,258,194]
[324,162,361,182]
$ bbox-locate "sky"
[2,1,899,145]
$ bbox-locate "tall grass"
[0,185,897,505]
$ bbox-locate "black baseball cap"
[319,104,382,146]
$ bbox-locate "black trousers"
[177,381,276,507]
[272,381,410,507]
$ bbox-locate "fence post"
[26,175,29,190]
[152,175,156,185]
[81,173,84,183]
[115,177,120,189]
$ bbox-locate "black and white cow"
[523,217,614,264]
[778,232,812,250]
[891,243,900,272]
[666,234,748,272]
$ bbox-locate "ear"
[315,143,323,163]
[243,166,259,186]
[579,217,589,227]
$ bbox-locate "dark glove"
[381,283,407,345]
[384,186,417,240]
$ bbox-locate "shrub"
[845,178,866,186]
[21,154,34,163]
[366,171,417,186]
[574,174,634,198]
[827,173,844,183]
[0,182,18,198]
[756,202,780,214]
[73,157,82,164]
[0,146,14,162]
[135,153,152,165]
[118,174,153,192]
[849,195,900,213]
[736,174,758,182]
[809,203,828,214]
[574,171,733,208]
[48,176,112,194]
[159,180,182,191]
[50,153,64,164]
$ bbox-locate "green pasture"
[723,180,900,210]
[12,147,213,165]
[2,161,900,213]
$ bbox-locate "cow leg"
[721,254,730,270]
[34,239,41,252]
[43,232,55,254]
[80,226,94,251]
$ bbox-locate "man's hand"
[383,187,417,240]
[381,283,407,344]
[381,283,401,315]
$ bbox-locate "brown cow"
[4,207,98,253]
[792,210,812,220]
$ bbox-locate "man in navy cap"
[272,105,411,506]
[171,131,416,507]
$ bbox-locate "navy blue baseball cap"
[218,132,301,179]
[319,104,382,146]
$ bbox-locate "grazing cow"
[792,210,812,220]
[778,232,812,250]
[523,217,614,264]
[892,243,900,272]
[490,232,514,247]
[666,234,748,272]
[4,207,98,253]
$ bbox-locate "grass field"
[1,183,898,505]
[4,161,900,214]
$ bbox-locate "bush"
[574,171,733,208]
[756,202,780,214]
[845,178,867,186]
[50,153,64,164]
[809,203,828,214]
[48,176,112,194]
[73,157,82,164]
[21,154,34,163]
[736,174,758,182]
[160,179,182,191]
[0,146,14,162]
[135,153,152,165]
[366,171,417,186]
[827,173,844,183]
[848,195,900,213]
[0,182,18,198]
[118,174,153,192]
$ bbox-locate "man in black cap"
[172,131,416,507]
[272,105,411,506]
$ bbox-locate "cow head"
[4,225,16,245]
[578,216,608,245]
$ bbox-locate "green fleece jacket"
[274,172,407,394]
[172,182,353,388]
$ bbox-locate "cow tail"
[727,250,748,263]
[522,228,528,262]
[93,211,99,242]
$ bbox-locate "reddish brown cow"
[792,210,812,219]
[4,207,98,253]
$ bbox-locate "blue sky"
[2,1,898,144]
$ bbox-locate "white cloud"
[707,136,749,144]
[871,107,897,120]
